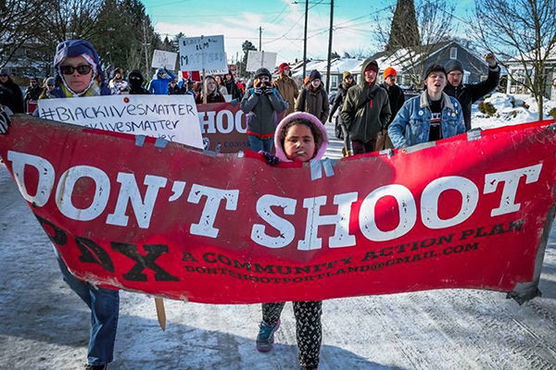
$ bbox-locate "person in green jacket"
[340,58,391,154]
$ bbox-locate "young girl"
[256,111,329,370]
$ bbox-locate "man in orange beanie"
[378,66,405,150]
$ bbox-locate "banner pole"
[154,297,166,330]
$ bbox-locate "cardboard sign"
[179,35,227,72]
[37,95,203,149]
[1,117,555,304]
[246,51,277,72]
[196,102,249,153]
[151,50,178,70]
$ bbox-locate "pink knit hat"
[274,112,329,162]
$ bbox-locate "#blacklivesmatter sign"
[38,95,204,149]
[0,116,555,304]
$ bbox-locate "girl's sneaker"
[256,320,280,352]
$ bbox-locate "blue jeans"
[57,256,119,366]
[248,134,274,152]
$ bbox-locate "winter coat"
[196,92,225,104]
[224,79,242,100]
[148,69,175,95]
[24,86,43,103]
[340,58,391,142]
[108,78,129,95]
[380,83,405,123]
[295,84,329,124]
[0,80,24,113]
[388,91,465,149]
[330,81,355,119]
[241,87,288,137]
[168,84,187,95]
[444,65,500,130]
[274,75,299,115]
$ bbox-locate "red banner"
[1,116,555,304]
[197,102,249,153]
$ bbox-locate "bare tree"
[35,0,104,54]
[0,0,43,68]
[472,0,556,120]
[374,0,456,86]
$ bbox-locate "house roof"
[290,58,364,78]
[506,47,556,63]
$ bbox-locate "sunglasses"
[60,64,92,75]
[0,74,8,77]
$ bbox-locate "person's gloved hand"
[485,52,497,68]
[264,88,274,95]
[254,87,263,95]
[259,151,280,166]
[0,105,13,134]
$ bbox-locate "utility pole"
[142,20,150,78]
[325,0,334,92]
[259,26,263,51]
[302,0,309,79]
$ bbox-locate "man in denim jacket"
[388,64,465,149]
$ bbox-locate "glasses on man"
[59,64,93,75]
[0,74,8,77]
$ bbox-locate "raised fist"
[485,52,497,68]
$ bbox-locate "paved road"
[1,126,555,369]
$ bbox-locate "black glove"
[254,87,263,95]
[259,151,280,166]
[0,105,12,134]
[264,88,274,95]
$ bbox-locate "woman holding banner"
[43,39,119,370]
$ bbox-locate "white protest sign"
[151,50,178,70]
[38,95,203,149]
[246,51,277,72]
[179,35,227,71]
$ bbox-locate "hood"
[274,112,329,162]
[128,70,144,87]
[359,57,378,87]
[53,40,104,82]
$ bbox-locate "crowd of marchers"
[0,38,500,370]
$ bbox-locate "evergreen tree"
[238,40,257,77]
[386,0,420,51]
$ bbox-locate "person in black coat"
[23,77,43,112]
[224,71,242,100]
[444,53,500,131]
[0,69,24,113]
[329,71,356,156]
[378,66,405,150]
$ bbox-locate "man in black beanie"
[444,53,500,130]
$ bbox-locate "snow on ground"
[471,93,556,130]
[1,109,556,369]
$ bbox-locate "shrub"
[478,102,497,117]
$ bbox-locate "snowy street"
[1,121,556,370]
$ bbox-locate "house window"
[450,47,457,60]
[331,75,339,90]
